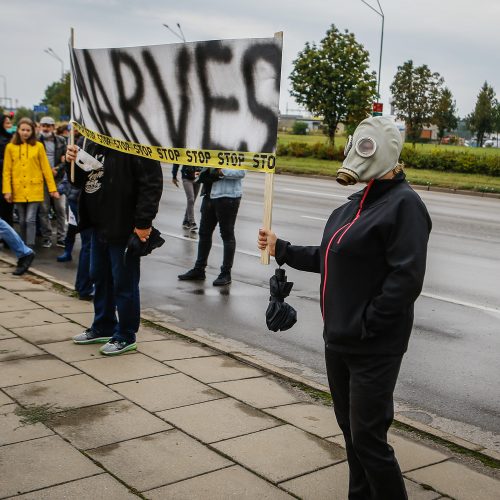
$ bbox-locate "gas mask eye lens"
[355,137,377,157]
[344,135,353,157]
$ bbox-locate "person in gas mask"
[258,116,431,500]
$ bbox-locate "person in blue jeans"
[65,141,162,356]
[0,217,35,275]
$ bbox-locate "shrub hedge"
[276,142,500,177]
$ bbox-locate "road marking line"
[421,292,500,314]
[302,215,328,221]
[162,231,261,258]
[282,188,346,199]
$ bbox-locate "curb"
[1,255,498,465]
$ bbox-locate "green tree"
[41,71,70,119]
[289,25,377,146]
[390,60,443,145]
[14,107,33,122]
[466,82,496,147]
[433,87,458,142]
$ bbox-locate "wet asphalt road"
[24,170,500,448]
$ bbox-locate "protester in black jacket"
[66,140,163,356]
[258,116,432,500]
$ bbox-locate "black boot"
[213,272,231,286]
[178,268,206,281]
[13,252,35,276]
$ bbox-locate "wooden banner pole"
[260,31,282,265]
[69,27,75,183]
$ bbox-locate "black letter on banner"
[70,49,85,125]
[111,50,159,146]
[142,47,190,149]
[196,42,239,149]
[83,51,131,140]
[242,43,282,152]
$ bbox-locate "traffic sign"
[33,105,49,113]
[372,102,383,116]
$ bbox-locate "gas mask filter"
[336,116,403,186]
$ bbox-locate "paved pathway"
[0,261,498,499]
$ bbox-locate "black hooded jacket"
[72,142,163,243]
[275,173,432,355]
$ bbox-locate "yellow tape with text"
[73,122,276,173]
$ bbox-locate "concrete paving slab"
[0,308,67,329]
[0,279,47,291]
[138,339,216,361]
[0,337,45,361]
[327,432,450,473]
[0,390,13,406]
[146,464,294,499]
[0,355,79,388]
[0,435,101,497]
[210,376,306,409]
[280,461,349,499]
[40,340,105,362]
[0,324,16,339]
[38,299,94,314]
[12,473,138,499]
[406,460,500,500]
[17,290,74,302]
[5,373,122,410]
[212,424,346,483]
[73,353,177,384]
[111,373,224,412]
[138,327,178,341]
[62,312,94,327]
[264,402,342,438]
[0,403,54,445]
[0,289,43,312]
[87,429,232,492]
[12,321,83,344]
[280,462,440,500]
[167,355,264,383]
[388,433,450,472]
[157,397,280,443]
[51,400,172,450]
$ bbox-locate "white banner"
[70,36,282,170]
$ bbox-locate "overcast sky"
[1,0,498,117]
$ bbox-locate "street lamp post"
[162,23,186,42]
[0,75,7,103]
[44,48,65,80]
[360,0,384,101]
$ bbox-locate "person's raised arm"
[258,228,320,273]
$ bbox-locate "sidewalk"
[0,261,498,499]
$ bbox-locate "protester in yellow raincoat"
[3,117,59,247]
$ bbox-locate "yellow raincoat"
[2,141,57,202]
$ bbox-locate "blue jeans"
[67,199,94,297]
[90,230,140,343]
[15,202,40,247]
[76,228,94,297]
[0,217,33,259]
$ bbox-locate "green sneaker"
[73,328,111,344]
[99,339,137,356]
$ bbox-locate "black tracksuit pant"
[325,349,407,500]
[195,196,241,274]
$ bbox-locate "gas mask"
[336,116,403,186]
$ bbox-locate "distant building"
[278,114,324,133]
